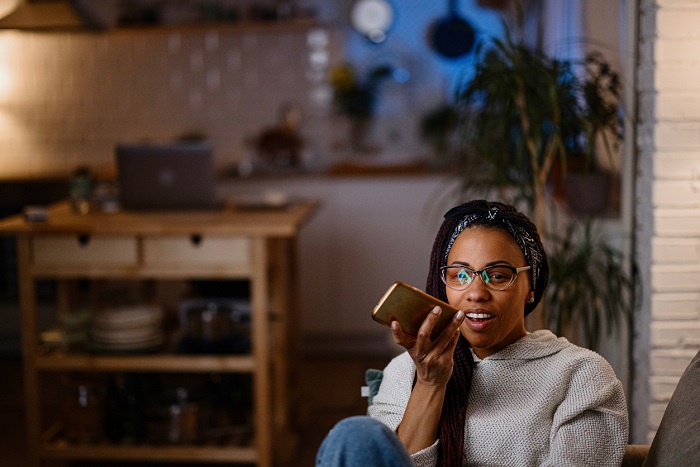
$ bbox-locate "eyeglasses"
[440,264,531,291]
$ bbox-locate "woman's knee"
[316,416,412,466]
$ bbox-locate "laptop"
[116,143,220,211]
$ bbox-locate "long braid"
[426,215,474,466]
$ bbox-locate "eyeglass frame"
[439,264,531,291]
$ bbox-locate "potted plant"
[544,221,635,350]
[455,26,623,224]
[564,51,623,215]
[329,62,392,153]
[452,19,634,348]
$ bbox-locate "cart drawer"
[32,235,138,267]
[142,236,250,270]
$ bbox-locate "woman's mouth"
[464,312,496,330]
[465,312,495,322]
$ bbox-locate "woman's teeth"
[466,313,494,319]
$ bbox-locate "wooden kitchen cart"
[0,200,317,467]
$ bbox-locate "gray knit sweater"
[368,330,629,466]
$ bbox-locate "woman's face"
[445,226,532,359]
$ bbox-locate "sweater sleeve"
[367,352,440,467]
[545,352,629,467]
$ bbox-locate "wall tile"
[649,375,681,402]
[656,208,700,236]
[655,37,700,62]
[657,94,700,119]
[654,121,700,149]
[656,0,700,6]
[651,264,700,293]
[652,237,700,263]
[650,321,700,349]
[657,8,700,40]
[652,293,700,320]
[653,151,700,179]
[650,348,700,373]
[652,264,700,292]
[653,180,700,207]
[654,64,700,91]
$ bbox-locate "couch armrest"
[621,444,650,467]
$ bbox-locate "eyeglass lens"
[442,265,517,290]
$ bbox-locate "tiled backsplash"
[0,0,511,180]
[0,25,348,178]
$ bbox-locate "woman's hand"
[391,306,465,387]
[392,306,465,453]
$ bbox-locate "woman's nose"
[465,275,490,300]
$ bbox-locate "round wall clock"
[350,0,394,44]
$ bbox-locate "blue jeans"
[316,416,414,466]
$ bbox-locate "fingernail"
[454,310,464,322]
[391,321,398,330]
[432,306,440,314]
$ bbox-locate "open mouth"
[465,312,495,323]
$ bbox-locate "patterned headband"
[443,206,543,291]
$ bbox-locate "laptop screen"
[116,143,219,210]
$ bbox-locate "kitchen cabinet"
[0,200,317,466]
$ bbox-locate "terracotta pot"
[565,171,612,215]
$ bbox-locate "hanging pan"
[428,0,476,59]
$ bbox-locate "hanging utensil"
[428,0,476,59]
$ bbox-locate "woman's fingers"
[391,307,465,362]
[415,306,442,343]
[390,320,416,348]
[432,309,465,354]
[393,307,462,384]
[415,307,464,350]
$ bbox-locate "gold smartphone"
[372,281,460,340]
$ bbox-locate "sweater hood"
[472,329,572,362]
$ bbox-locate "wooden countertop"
[0,200,319,237]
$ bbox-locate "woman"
[316,200,628,466]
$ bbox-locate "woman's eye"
[487,268,512,282]
[456,269,471,284]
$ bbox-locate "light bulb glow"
[0,0,22,19]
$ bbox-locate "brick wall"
[637,0,700,443]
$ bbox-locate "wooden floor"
[0,352,393,467]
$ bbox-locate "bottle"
[167,386,199,444]
[68,166,93,215]
[62,375,103,444]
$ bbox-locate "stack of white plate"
[90,305,164,352]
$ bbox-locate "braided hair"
[424,200,548,465]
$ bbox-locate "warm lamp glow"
[0,0,22,19]
[0,68,11,98]
[0,34,17,103]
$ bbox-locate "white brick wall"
[639,0,700,442]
